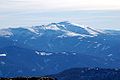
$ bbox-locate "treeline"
[0,77,57,80]
[1,68,120,80]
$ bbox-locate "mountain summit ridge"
[0,21,104,37]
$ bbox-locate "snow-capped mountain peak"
[0,21,104,38]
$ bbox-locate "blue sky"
[0,0,120,29]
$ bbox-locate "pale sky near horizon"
[0,0,120,29]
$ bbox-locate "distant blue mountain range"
[0,21,120,77]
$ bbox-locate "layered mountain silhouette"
[0,21,120,77]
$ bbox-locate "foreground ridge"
[48,67,120,80]
[0,77,57,80]
[1,68,120,80]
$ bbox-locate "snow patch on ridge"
[86,27,104,36]
[35,51,53,56]
[0,29,13,37]
[45,24,60,31]
[25,27,39,34]
[65,31,81,37]
[0,54,6,57]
